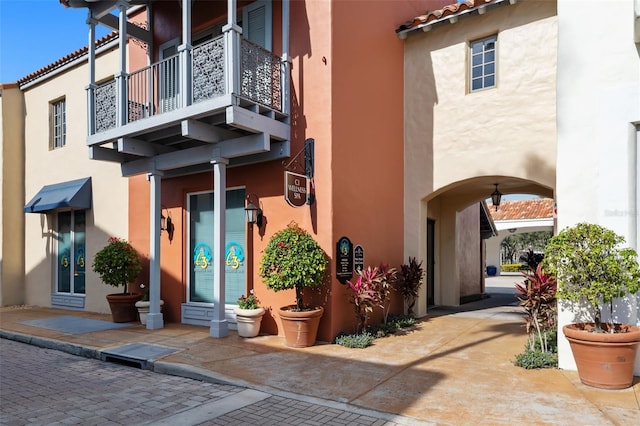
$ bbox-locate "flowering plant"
[92,237,142,294]
[259,222,327,311]
[237,289,260,310]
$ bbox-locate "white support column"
[179,0,192,107]
[86,12,97,135]
[281,0,291,116]
[210,156,229,337]
[224,0,240,97]
[116,3,128,126]
[146,172,165,329]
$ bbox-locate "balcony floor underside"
[89,97,290,177]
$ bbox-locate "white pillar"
[281,0,291,115]
[179,0,192,107]
[224,0,240,96]
[146,172,164,329]
[86,12,97,135]
[210,157,229,337]
[116,3,128,126]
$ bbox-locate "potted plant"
[259,222,328,347]
[543,223,640,389]
[134,284,164,326]
[92,237,143,323]
[233,290,265,338]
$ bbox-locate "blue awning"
[24,177,92,213]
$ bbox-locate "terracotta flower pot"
[278,306,324,348]
[563,323,640,389]
[233,307,266,338]
[106,293,143,323]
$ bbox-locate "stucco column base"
[145,313,164,330]
[210,319,229,338]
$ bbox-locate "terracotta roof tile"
[396,0,502,34]
[17,32,118,86]
[489,198,554,222]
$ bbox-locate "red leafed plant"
[515,264,557,352]
[346,264,397,333]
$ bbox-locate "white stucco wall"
[556,0,640,373]
[23,42,130,313]
[403,0,557,314]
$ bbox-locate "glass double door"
[188,189,246,305]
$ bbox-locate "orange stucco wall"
[128,0,447,341]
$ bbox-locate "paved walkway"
[1,279,639,425]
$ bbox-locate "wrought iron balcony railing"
[92,35,284,134]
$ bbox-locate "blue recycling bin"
[486,266,497,276]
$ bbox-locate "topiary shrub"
[92,237,141,294]
[259,222,327,311]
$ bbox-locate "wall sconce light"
[491,184,502,211]
[160,207,172,233]
[245,194,263,228]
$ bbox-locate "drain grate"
[101,343,179,369]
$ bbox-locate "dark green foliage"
[543,223,640,331]
[335,332,374,348]
[514,349,558,369]
[397,257,424,316]
[92,237,142,294]
[259,222,327,311]
[367,315,416,338]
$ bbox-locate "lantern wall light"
[491,184,502,211]
[244,193,263,228]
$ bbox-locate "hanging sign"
[336,236,353,284]
[354,245,364,272]
[285,171,308,207]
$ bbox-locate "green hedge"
[501,263,528,272]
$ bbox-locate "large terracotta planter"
[278,306,324,348]
[563,323,640,389]
[106,293,142,323]
[233,307,266,338]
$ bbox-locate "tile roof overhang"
[17,33,118,88]
[396,0,519,39]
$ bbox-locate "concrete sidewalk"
[1,295,638,425]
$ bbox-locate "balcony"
[87,33,290,177]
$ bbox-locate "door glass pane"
[57,212,71,293]
[224,189,246,304]
[189,189,246,304]
[190,193,215,303]
[74,211,86,294]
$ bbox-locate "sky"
[0,0,110,83]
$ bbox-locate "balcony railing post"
[180,0,192,107]
[87,84,96,135]
[116,72,128,126]
[86,14,97,135]
[179,45,192,108]
[116,3,128,126]
[224,24,241,97]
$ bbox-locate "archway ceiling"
[436,176,554,203]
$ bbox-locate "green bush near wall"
[501,263,528,272]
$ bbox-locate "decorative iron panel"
[94,81,116,133]
[192,36,226,103]
[240,39,282,111]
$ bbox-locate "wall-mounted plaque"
[336,236,353,284]
[354,245,364,272]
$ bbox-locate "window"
[50,98,66,149]
[56,210,86,295]
[469,35,497,92]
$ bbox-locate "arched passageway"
[406,177,554,319]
